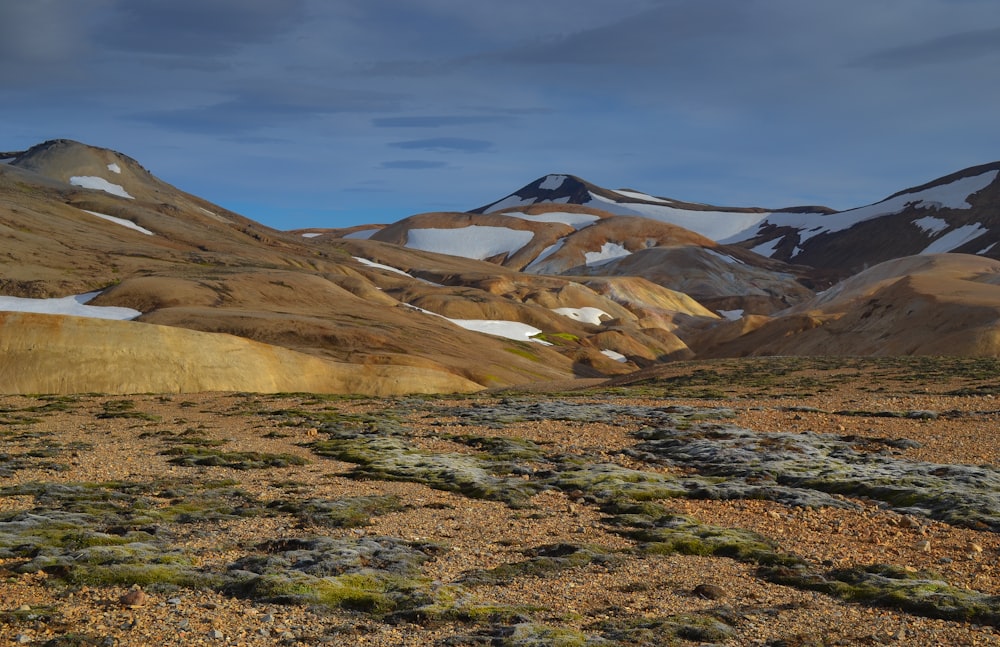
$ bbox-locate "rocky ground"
[2,356,1000,646]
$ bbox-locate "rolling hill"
[4,139,1000,395]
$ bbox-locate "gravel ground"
[2,357,1000,646]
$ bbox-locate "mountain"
[6,138,1000,396]
[727,162,1000,273]
[471,173,832,242]
[693,253,1000,357]
[348,195,821,316]
[461,168,1000,278]
[0,140,713,395]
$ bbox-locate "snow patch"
[912,216,949,235]
[484,194,537,213]
[502,211,599,230]
[756,170,999,244]
[524,240,565,273]
[448,319,550,344]
[409,304,551,344]
[301,232,322,238]
[82,210,153,236]
[587,192,768,241]
[70,176,134,199]
[705,249,744,264]
[601,349,628,362]
[749,238,781,258]
[613,189,672,204]
[539,174,568,191]
[718,309,744,321]
[920,223,989,254]
[0,292,141,320]
[353,256,413,277]
[344,228,378,240]
[552,306,611,325]
[585,242,631,267]
[107,163,121,174]
[406,226,534,260]
[978,242,997,255]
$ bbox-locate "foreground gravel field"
[2,356,1000,646]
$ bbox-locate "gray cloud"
[132,90,403,134]
[389,137,493,153]
[380,160,448,169]
[374,115,513,128]
[100,0,307,56]
[850,26,1000,69]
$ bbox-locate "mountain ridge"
[5,138,1000,395]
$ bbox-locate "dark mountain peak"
[471,173,598,213]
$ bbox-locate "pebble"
[209,629,224,639]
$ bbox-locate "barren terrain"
[2,357,1000,645]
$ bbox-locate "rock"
[692,583,727,600]
[917,540,932,552]
[209,629,224,639]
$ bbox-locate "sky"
[2,0,999,230]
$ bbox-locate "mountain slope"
[728,163,1000,273]
[695,254,1000,357]
[0,140,713,393]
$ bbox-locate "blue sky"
[2,0,999,230]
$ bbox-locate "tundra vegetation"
[2,357,1000,645]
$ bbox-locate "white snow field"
[352,256,413,277]
[107,163,121,174]
[585,242,631,267]
[405,226,534,260]
[730,169,999,250]
[600,349,628,362]
[920,223,990,255]
[552,306,611,325]
[0,292,141,320]
[586,193,769,241]
[82,210,154,236]
[69,176,134,199]
[502,211,600,230]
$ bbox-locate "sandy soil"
[2,357,1000,646]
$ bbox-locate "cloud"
[132,90,404,134]
[100,0,308,56]
[389,137,493,153]
[380,160,448,169]
[850,26,1000,69]
[0,0,105,81]
[373,115,513,128]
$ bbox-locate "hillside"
[4,139,1000,395]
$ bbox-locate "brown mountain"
[6,139,1000,395]
[0,140,714,394]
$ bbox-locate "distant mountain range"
[4,138,1000,395]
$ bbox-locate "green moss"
[228,570,407,613]
[161,446,308,469]
[272,495,406,528]
[505,346,541,362]
[462,544,619,586]
[594,611,735,644]
[310,435,542,507]
[97,400,160,421]
[763,563,1000,626]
